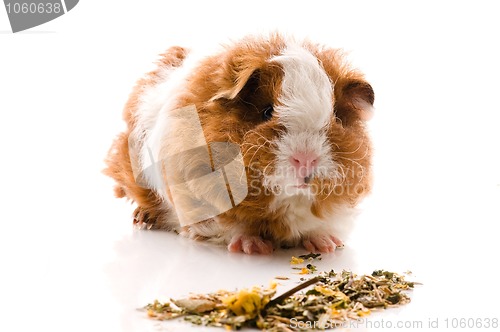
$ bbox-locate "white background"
[1,1,499,331]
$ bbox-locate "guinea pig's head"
[201,36,374,219]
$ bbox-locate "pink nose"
[289,152,319,179]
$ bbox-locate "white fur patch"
[131,50,209,201]
[271,196,337,240]
[264,43,339,200]
[271,44,334,132]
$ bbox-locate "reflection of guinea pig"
[104,33,374,254]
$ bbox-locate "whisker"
[243,129,274,146]
[333,140,364,155]
[335,146,369,163]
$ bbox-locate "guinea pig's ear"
[336,80,375,124]
[211,54,264,101]
[211,68,259,101]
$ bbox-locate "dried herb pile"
[145,255,417,331]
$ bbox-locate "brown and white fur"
[104,34,374,254]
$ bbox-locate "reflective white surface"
[1,1,500,331]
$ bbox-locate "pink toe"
[315,241,331,253]
[330,235,344,248]
[302,239,317,252]
[228,238,243,252]
[303,234,342,253]
[259,240,273,254]
[230,236,273,255]
[242,239,256,254]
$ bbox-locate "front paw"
[302,234,344,253]
[228,235,273,255]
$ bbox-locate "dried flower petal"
[173,298,216,313]
[290,256,304,265]
[274,276,290,280]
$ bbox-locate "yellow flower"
[222,288,264,318]
[290,256,304,265]
[314,285,335,296]
[357,309,371,317]
[315,286,350,302]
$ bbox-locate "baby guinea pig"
[104,34,374,255]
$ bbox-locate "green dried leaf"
[306,264,317,273]
[298,253,322,260]
[305,289,321,296]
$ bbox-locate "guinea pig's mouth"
[293,174,314,189]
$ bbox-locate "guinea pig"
[104,33,374,254]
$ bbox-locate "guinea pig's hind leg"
[228,235,273,255]
[132,204,177,230]
[302,234,344,253]
[132,206,149,228]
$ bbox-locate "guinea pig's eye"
[262,105,274,121]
